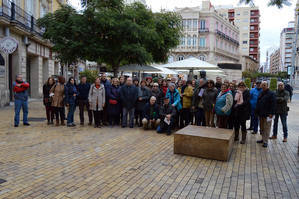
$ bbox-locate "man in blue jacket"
[249,81,262,134]
[77,76,92,125]
[120,77,139,128]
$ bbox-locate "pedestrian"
[77,76,92,126]
[13,74,30,127]
[181,80,193,127]
[119,76,126,87]
[157,97,176,135]
[120,77,139,128]
[270,82,289,142]
[161,79,168,96]
[166,83,182,127]
[146,77,153,89]
[233,82,251,144]
[249,81,262,134]
[255,81,276,148]
[135,80,151,127]
[215,76,222,92]
[107,78,122,126]
[151,83,164,106]
[89,77,105,128]
[284,82,293,102]
[101,73,111,125]
[50,76,65,126]
[192,79,206,126]
[43,77,55,125]
[142,96,160,130]
[65,77,78,127]
[215,83,233,128]
[202,80,218,127]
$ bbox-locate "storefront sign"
[0,37,18,54]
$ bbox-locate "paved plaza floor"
[0,95,298,199]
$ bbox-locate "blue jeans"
[67,104,76,124]
[122,107,135,127]
[251,109,259,133]
[157,120,172,134]
[273,113,288,138]
[14,99,28,125]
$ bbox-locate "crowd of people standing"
[12,73,292,148]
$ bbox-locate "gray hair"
[150,96,156,101]
[168,83,175,88]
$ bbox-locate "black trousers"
[78,100,92,124]
[181,108,191,127]
[54,107,65,123]
[135,110,143,126]
[234,117,246,133]
[93,110,103,127]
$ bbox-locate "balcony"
[216,30,239,46]
[0,0,44,36]
[199,28,209,33]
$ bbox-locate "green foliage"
[79,70,99,84]
[269,78,278,91]
[38,0,182,76]
[242,70,288,79]
[244,78,251,89]
[239,0,290,8]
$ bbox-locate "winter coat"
[151,89,164,106]
[215,90,233,116]
[250,87,262,110]
[43,83,54,106]
[233,89,251,121]
[107,85,121,116]
[119,85,139,110]
[255,89,276,118]
[13,81,29,101]
[161,86,168,96]
[275,89,289,114]
[159,103,176,120]
[50,83,65,108]
[202,87,218,111]
[77,83,91,101]
[166,89,182,111]
[143,103,160,120]
[182,85,194,109]
[136,86,151,111]
[65,83,78,105]
[192,86,205,109]
[88,84,106,111]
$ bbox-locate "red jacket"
[13,82,30,93]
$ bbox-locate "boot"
[56,120,59,126]
[269,135,277,139]
[240,131,247,144]
[61,120,65,126]
[234,130,239,141]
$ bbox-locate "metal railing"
[0,0,44,36]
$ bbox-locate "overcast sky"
[68,0,297,64]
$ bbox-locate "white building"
[169,0,240,66]
[280,22,295,72]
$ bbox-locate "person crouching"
[157,97,176,135]
[142,96,160,130]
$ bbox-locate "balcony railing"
[199,28,209,33]
[0,0,44,36]
[216,29,239,46]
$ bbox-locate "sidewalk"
[0,96,298,198]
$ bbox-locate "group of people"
[13,73,291,147]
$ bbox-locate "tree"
[240,0,291,8]
[38,0,182,76]
[245,78,251,89]
[270,78,278,91]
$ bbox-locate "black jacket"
[77,83,91,101]
[275,89,289,114]
[233,89,251,121]
[143,103,160,120]
[255,89,276,117]
[159,104,176,120]
[119,85,139,110]
[151,89,164,106]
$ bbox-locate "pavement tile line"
[0,96,298,199]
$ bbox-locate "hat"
[167,78,171,81]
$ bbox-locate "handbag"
[109,99,118,105]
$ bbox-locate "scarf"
[234,90,243,105]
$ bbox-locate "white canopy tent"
[161,57,220,70]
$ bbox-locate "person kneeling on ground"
[142,96,160,130]
[157,97,176,135]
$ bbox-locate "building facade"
[240,55,258,71]
[294,0,299,79]
[280,22,295,72]
[269,49,281,74]
[0,0,66,107]
[169,0,240,66]
[217,6,260,64]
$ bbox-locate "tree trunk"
[113,65,119,77]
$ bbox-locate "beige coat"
[50,83,65,108]
[88,84,105,111]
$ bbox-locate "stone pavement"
[0,96,298,199]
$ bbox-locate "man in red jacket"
[13,74,30,127]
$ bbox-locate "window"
[250,40,255,45]
[236,12,240,16]
[251,11,255,16]
[216,39,218,48]
[192,35,197,46]
[228,30,231,36]
[243,40,247,44]
[187,35,191,46]
[168,56,174,63]
[216,22,218,30]
[193,19,198,30]
[183,19,187,30]
[250,48,254,52]
[180,37,185,46]
[250,26,255,30]
[40,2,48,18]
[199,37,206,47]
[243,19,248,22]
[178,55,184,61]
[200,20,206,29]
[250,19,255,23]
[242,47,247,51]
[225,27,227,34]
[243,26,248,30]
[187,19,192,30]
[220,41,223,49]
[243,11,249,16]
[221,24,223,31]
[285,54,292,58]
[242,33,248,37]
[199,55,206,61]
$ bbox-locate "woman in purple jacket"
[107,78,122,126]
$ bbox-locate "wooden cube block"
[174,125,234,161]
